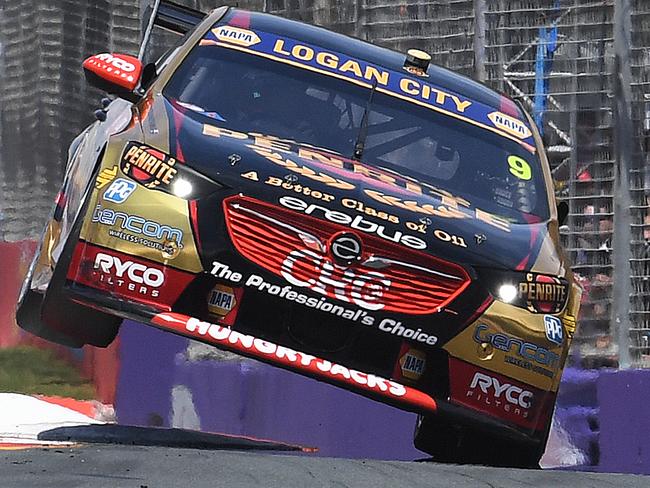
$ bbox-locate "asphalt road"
[3,445,649,488]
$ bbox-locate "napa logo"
[488,111,532,139]
[208,284,237,317]
[212,26,261,47]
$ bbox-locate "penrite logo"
[279,196,427,250]
[120,142,177,189]
[518,273,568,314]
[281,248,390,311]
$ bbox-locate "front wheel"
[413,414,545,468]
[16,243,85,348]
[39,192,121,348]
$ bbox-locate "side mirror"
[83,53,143,102]
[557,200,569,226]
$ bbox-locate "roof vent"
[404,49,431,76]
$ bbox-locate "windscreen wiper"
[352,81,378,161]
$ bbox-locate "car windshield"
[163,40,549,223]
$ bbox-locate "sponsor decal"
[518,273,568,313]
[94,252,164,290]
[151,312,440,414]
[544,315,564,345]
[414,227,470,248]
[161,239,181,259]
[95,165,118,190]
[120,142,178,189]
[103,178,136,203]
[245,173,336,204]
[249,145,355,191]
[211,260,376,323]
[208,284,236,316]
[211,26,261,47]
[92,205,184,252]
[83,53,142,91]
[469,371,533,409]
[91,53,137,74]
[329,232,362,265]
[398,347,426,381]
[282,248,390,311]
[269,39,472,113]
[210,260,438,345]
[563,314,576,339]
[364,189,511,233]
[488,112,533,139]
[201,28,537,150]
[207,283,242,326]
[341,198,400,224]
[207,125,517,229]
[279,196,427,250]
[67,242,193,305]
[449,358,550,430]
[473,325,558,379]
[378,319,437,345]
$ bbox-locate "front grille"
[223,195,470,315]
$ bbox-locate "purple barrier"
[120,321,645,466]
[172,357,421,460]
[116,320,421,460]
[598,369,650,474]
[116,321,188,428]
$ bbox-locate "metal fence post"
[613,0,634,368]
[473,0,486,83]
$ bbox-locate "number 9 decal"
[507,155,532,180]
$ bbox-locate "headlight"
[497,283,518,303]
[478,268,570,313]
[120,141,224,200]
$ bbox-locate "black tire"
[39,183,121,348]
[16,250,85,348]
[413,414,545,468]
[17,155,121,348]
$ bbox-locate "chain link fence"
[1,0,648,367]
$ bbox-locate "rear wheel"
[413,414,545,468]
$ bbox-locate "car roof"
[229,8,520,116]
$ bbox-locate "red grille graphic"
[223,196,470,315]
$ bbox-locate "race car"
[16,1,580,467]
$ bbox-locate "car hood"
[142,95,560,274]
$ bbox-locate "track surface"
[3,445,649,488]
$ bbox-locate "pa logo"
[544,315,563,345]
[103,178,136,203]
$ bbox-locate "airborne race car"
[17,1,580,467]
